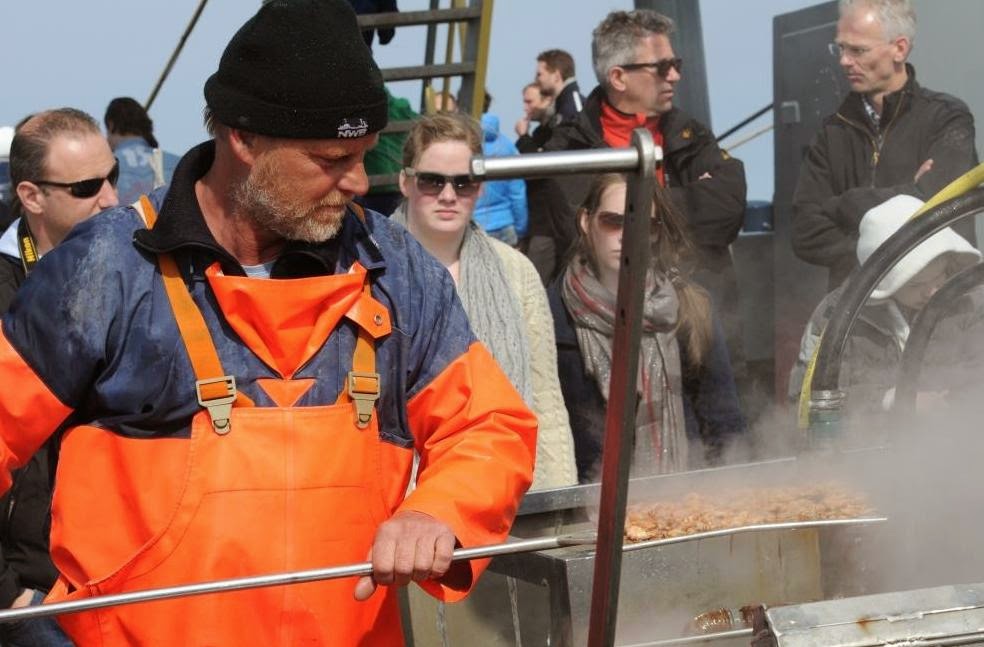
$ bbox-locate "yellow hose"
[796,161,984,429]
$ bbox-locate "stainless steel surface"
[589,128,658,647]
[756,582,984,646]
[490,453,889,646]
[0,535,595,624]
[471,145,664,181]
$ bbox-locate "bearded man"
[0,1,536,645]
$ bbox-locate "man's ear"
[16,181,45,217]
[608,67,627,93]
[893,36,911,63]
[227,127,260,165]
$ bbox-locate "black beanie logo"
[337,118,369,139]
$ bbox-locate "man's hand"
[353,510,456,601]
[914,158,934,183]
[10,588,34,609]
[515,117,530,138]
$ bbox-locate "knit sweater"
[489,238,577,489]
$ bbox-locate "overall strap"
[137,195,254,435]
[340,201,382,429]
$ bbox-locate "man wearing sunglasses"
[543,9,748,382]
[793,0,977,290]
[0,107,115,647]
[0,1,534,645]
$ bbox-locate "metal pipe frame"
[893,261,984,416]
[588,129,658,647]
[381,62,475,83]
[810,188,984,425]
[471,146,663,181]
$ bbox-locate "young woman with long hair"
[548,173,745,482]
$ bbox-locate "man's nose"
[438,180,457,202]
[95,181,119,213]
[666,66,681,83]
[338,161,370,197]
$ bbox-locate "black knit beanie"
[204,0,388,139]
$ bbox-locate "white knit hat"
[857,194,981,300]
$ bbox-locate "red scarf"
[600,100,666,186]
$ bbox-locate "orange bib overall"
[49,199,408,646]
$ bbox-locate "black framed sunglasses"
[32,158,120,199]
[620,57,683,78]
[405,168,481,197]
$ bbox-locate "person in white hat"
[789,194,984,419]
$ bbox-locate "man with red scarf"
[544,9,748,386]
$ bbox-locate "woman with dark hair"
[392,112,577,490]
[548,173,745,482]
[104,97,179,204]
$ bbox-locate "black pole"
[716,103,774,142]
[145,0,210,111]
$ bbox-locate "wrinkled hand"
[914,158,934,183]
[515,117,530,137]
[353,510,456,601]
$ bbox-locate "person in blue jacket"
[104,97,179,205]
[473,95,527,246]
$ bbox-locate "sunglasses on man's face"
[620,57,683,78]
[32,158,120,199]
[405,168,481,198]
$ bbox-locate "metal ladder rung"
[382,62,475,83]
[356,7,481,29]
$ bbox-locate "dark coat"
[553,80,584,125]
[547,278,746,482]
[516,125,577,281]
[0,227,58,607]
[793,65,978,289]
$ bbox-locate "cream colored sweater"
[489,239,578,490]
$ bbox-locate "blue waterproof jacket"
[473,114,528,237]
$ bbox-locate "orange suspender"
[336,202,381,429]
[136,196,380,432]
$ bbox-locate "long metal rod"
[472,146,662,181]
[0,535,594,624]
[715,102,773,142]
[145,0,209,110]
[588,129,658,647]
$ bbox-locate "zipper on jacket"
[836,92,906,187]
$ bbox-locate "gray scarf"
[392,205,532,404]
[561,254,687,474]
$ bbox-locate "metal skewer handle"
[0,534,595,624]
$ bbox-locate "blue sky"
[1,0,818,201]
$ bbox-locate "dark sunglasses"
[596,211,660,233]
[405,168,481,197]
[620,57,683,78]
[32,158,120,199]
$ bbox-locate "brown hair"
[9,108,102,190]
[536,49,576,80]
[401,112,482,168]
[575,173,713,367]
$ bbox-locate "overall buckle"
[196,376,238,435]
[347,371,380,429]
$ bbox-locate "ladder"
[356,0,494,126]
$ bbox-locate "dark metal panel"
[634,0,712,129]
[771,1,847,400]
